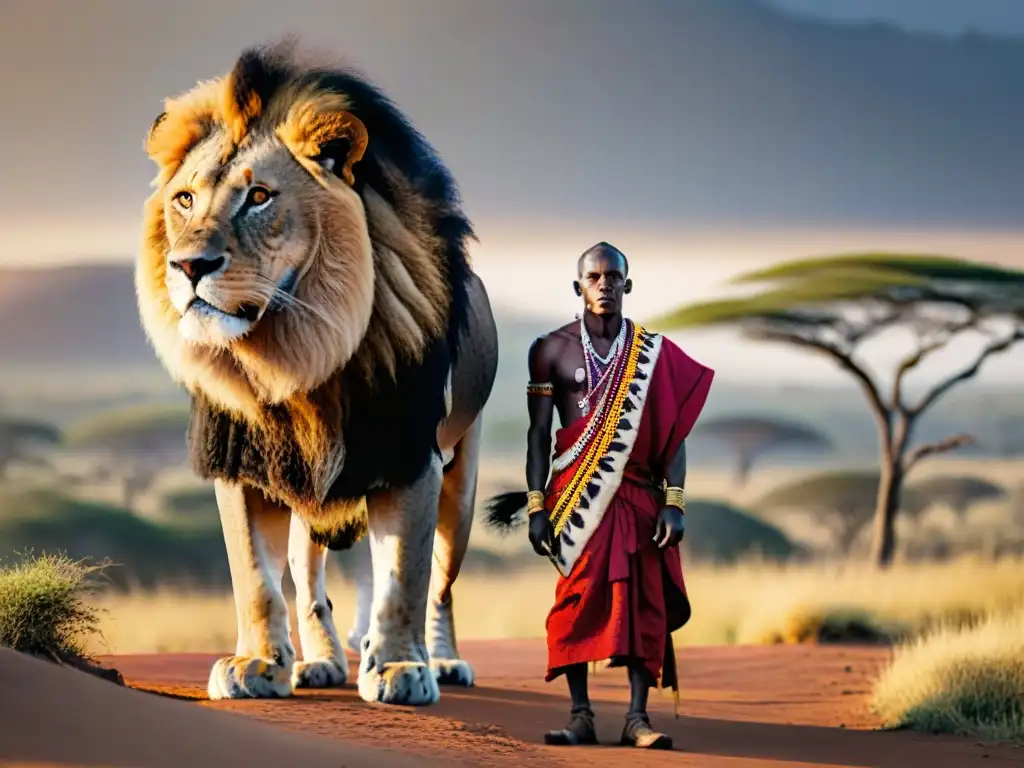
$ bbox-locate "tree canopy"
[681,499,800,564]
[0,416,62,479]
[692,413,832,485]
[62,404,191,510]
[651,253,1024,565]
[757,470,880,555]
[903,475,1006,521]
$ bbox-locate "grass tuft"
[0,550,109,662]
[726,556,1024,647]
[871,605,1024,743]
[748,605,904,645]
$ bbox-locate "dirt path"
[97,640,1023,768]
[0,647,418,768]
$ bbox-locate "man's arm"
[525,336,555,492]
[655,440,687,549]
[664,440,686,490]
[524,336,559,557]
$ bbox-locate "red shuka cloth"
[543,337,714,687]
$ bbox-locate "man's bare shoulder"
[529,321,579,357]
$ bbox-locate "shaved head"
[573,241,632,315]
[577,241,628,278]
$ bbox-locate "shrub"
[745,604,905,645]
[683,499,799,564]
[0,551,107,661]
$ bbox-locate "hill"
[4,262,1024,465]
[0,264,152,367]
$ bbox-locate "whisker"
[250,276,349,339]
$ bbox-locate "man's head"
[573,242,632,316]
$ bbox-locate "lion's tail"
[482,490,529,533]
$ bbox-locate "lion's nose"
[170,252,226,287]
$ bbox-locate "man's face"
[576,251,629,316]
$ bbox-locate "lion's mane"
[136,40,474,547]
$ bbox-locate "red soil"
[2,641,1021,767]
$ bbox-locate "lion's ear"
[278,100,368,187]
[315,135,358,182]
[144,111,168,157]
[306,111,368,187]
[147,112,168,143]
[143,79,223,178]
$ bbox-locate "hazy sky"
[2,0,1024,268]
[2,0,1023,386]
[768,0,1024,36]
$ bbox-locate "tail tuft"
[481,490,529,533]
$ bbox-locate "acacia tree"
[651,254,1024,567]
[62,404,191,510]
[0,416,62,480]
[758,470,879,556]
[903,475,1006,523]
[692,414,832,486]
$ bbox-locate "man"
[490,242,714,749]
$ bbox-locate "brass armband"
[664,486,685,513]
[527,490,546,515]
[526,382,554,397]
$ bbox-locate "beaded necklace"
[578,315,627,417]
[554,318,633,473]
[549,320,644,538]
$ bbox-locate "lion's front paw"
[357,641,439,706]
[430,658,475,687]
[207,656,293,700]
[292,657,348,689]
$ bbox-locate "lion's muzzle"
[170,251,226,287]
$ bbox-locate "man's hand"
[529,511,559,558]
[654,506,685,549]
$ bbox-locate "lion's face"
[161,134,324,347]
[136,44,456,424]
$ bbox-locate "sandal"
[543,708,599,746]
[619,714,673,750]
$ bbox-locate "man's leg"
[620,662,673,750]
[544,663,598,746]
[627,663,650,716]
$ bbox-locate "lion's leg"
[428,416,482,687]
[358,454,442,706]
[288,513,348,689]
[207,480,295,700]
[344,535,374,654]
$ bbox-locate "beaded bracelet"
[527,382,554,397]
[664,486,685,513]
[527,490,546,514]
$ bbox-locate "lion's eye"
[174,191,193,210]
[246,186,272,208]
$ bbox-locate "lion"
[134,39,498,706]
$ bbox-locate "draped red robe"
[543,337,714,689]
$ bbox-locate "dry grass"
[871,605,1024,742]
[723,556,1024,645]
[85,554,1024,656]
[0,552,108,660]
